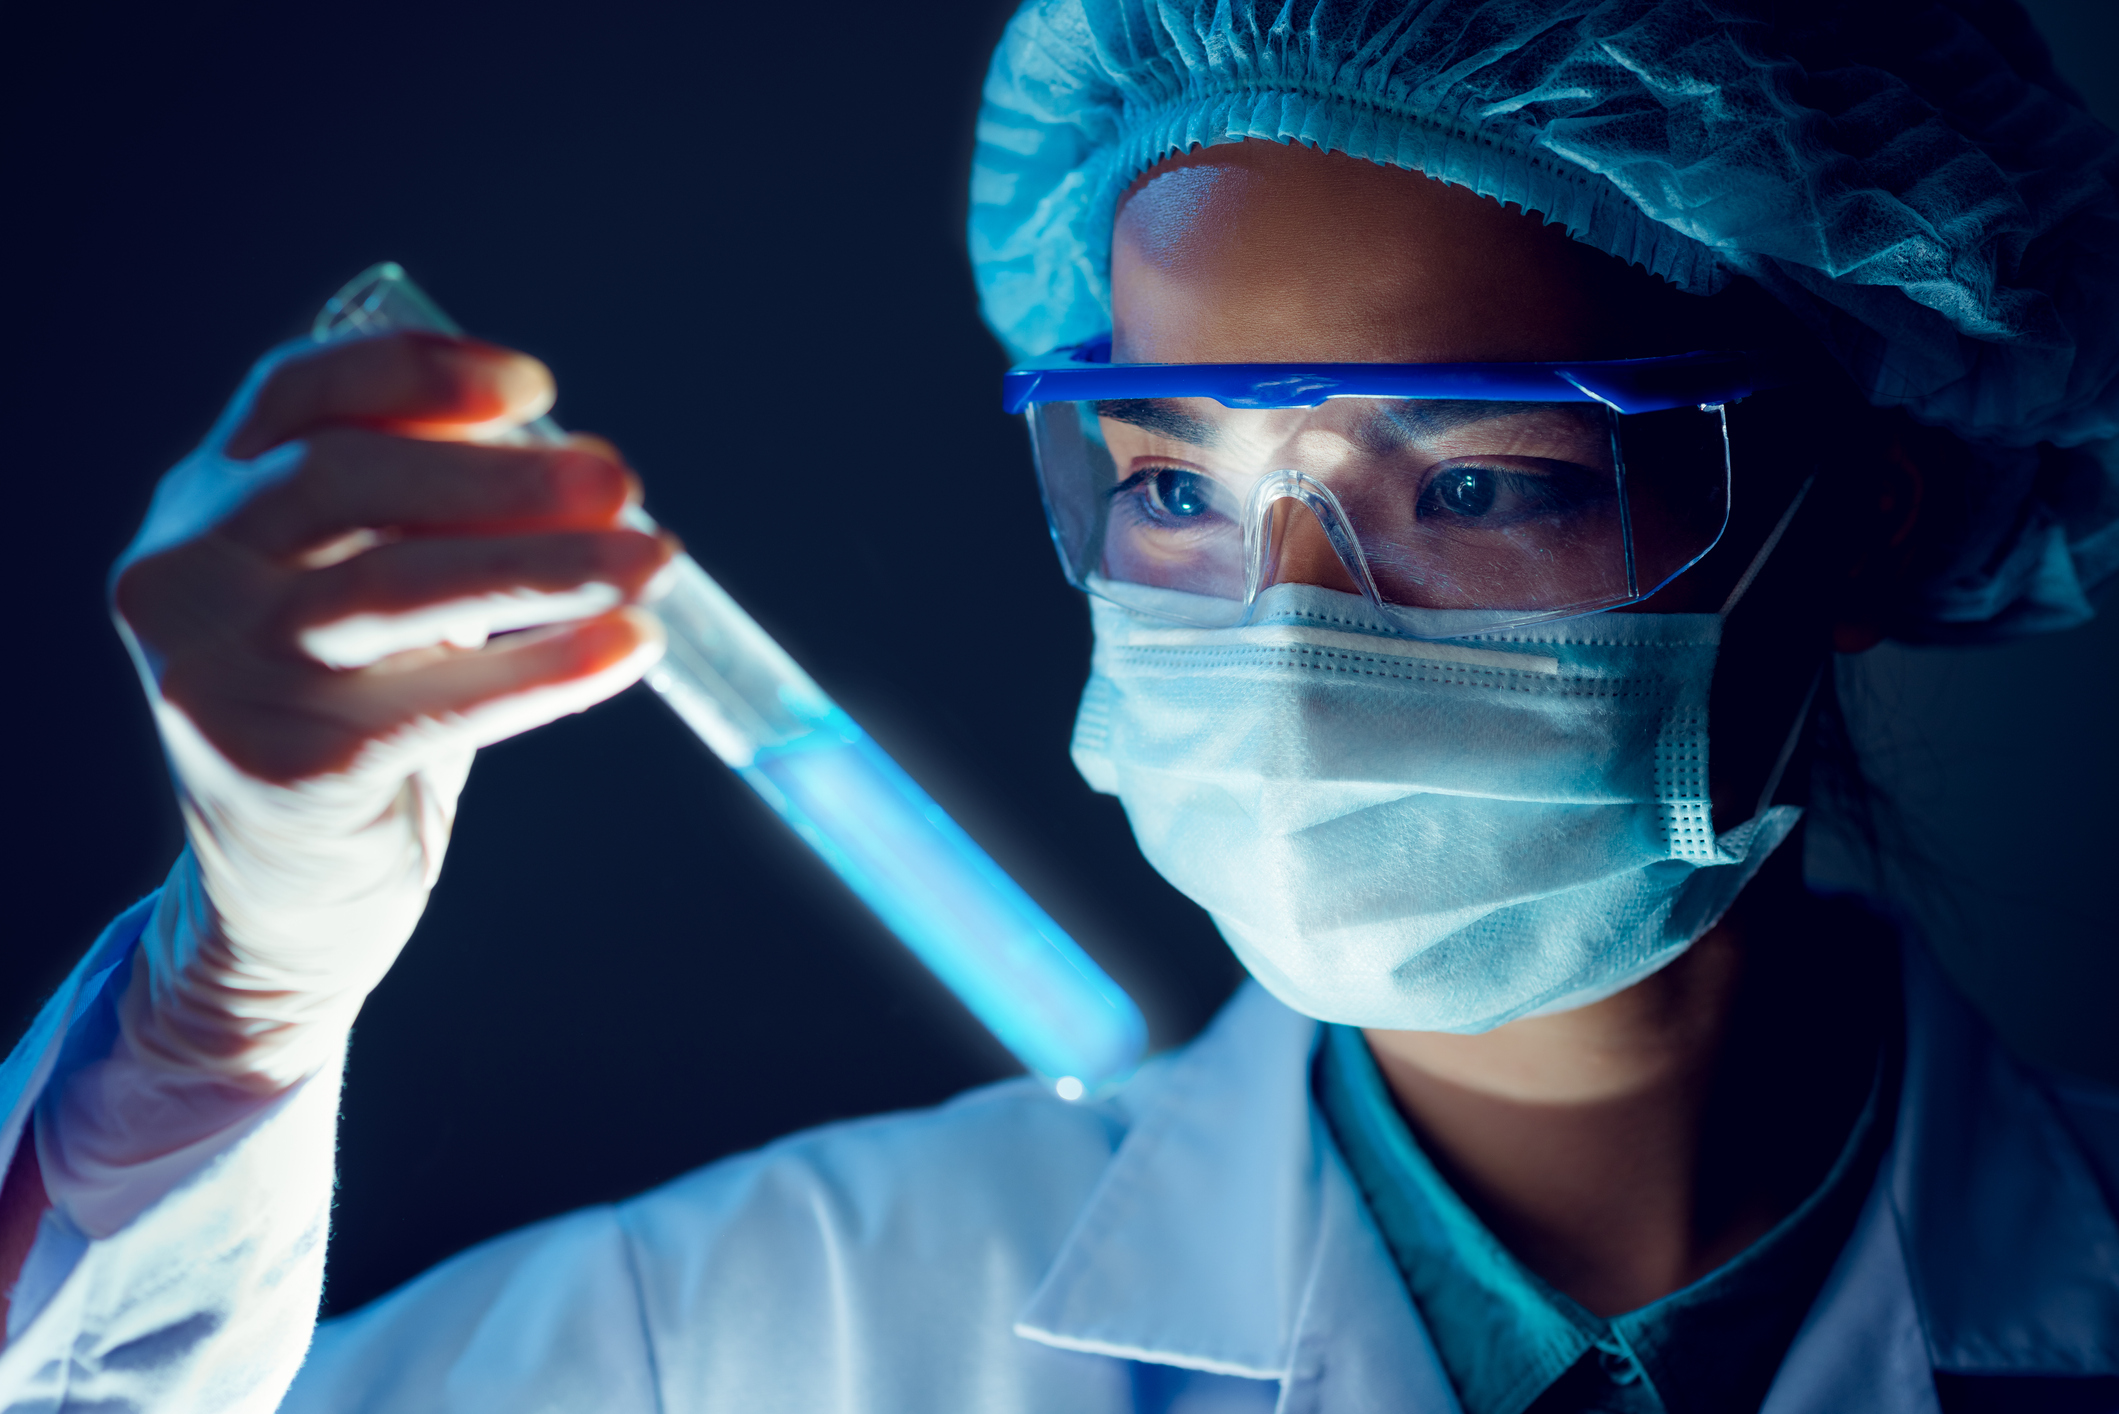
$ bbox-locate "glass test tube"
[312,263,1146,1098]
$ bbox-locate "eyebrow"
[1354,398,1610,455]
[1093,398,1224,448]
[1370,399,1545,440]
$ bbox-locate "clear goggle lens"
[1027,394,1730,638]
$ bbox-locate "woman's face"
[1107,139,1736,612]
[1107,140,1850,830]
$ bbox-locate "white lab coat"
[0,893,2115,1413]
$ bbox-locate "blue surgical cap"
[968,0,2119,640]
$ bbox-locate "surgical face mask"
[1071,566,1807,1034]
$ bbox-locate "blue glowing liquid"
[309,264,1148,1095]
[740,715,1147,1092]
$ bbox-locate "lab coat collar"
[1012,982,1459,1409]
[1016,944,2119,1406]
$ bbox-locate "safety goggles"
[1005,337,1784,639]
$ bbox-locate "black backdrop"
[8,0,2116,1325]
[4,1,1240,1316]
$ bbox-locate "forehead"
[1108,141,1691,366]
[1091,398,1614,469]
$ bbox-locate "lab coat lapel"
[1014,982,1460,1411]
[1013,984,1320,1378]
[1891,943,2119,1373]
[1274,1154,1464,1414]
[1762,939,2119,1409]
[1757,1178,1940,1414]
[1021,942,2119,1410]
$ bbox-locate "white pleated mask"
[1072,574,1805,1033]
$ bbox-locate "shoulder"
[609,1067,1174,1410]
[291,1202,658,1412]
[292,1067,1179,1413]
[618,1070,1151,1295]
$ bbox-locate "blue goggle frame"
[1002,335,1784,414]
[1002,336,1799,639]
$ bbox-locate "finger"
[285,528,672,625]
[345,608,665,759]
[227,333,553,459]
[274,530,673,668]
[299,583,630,669]
[175,609,664,785]
[222,431,638,557]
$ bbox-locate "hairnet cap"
[969,0,2119,640]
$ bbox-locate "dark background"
[3,0,2112,1319]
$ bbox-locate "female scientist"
[0,2,2115,1410]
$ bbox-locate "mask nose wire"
[1240,469,1389,617]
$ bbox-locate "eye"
[1431,466,1498,518]
[1113,465,1223,527]
[1415,458,1611,526]
[1148,468,1213,519]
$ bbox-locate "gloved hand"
[108,330,674,1092]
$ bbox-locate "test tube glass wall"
[313,264,1147,1099]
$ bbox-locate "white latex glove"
[106,331,672,1094]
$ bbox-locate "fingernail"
[489,353,555,417]
[432,342,554,420]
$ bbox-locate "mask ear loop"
[1752,662,1825,819]
[1719,474,1816,619]
[1718,473,1824,819]
[1241,470,1388,616]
